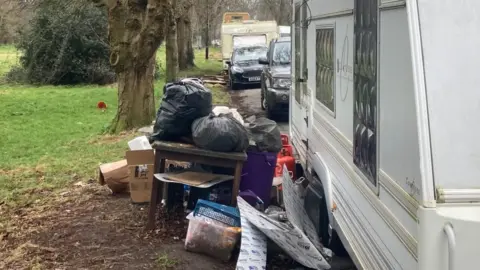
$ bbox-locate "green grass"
[0,45,20,78]
[155,253,179,269]
[0,45,226,206]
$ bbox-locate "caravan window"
[353,0,378,187]
[233,35,267,48]
[315,28,335,112]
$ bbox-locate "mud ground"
[0,183,232,270]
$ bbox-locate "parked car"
[259,37,291,117]
[226,45,268,90]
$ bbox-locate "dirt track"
[228,86,289,135]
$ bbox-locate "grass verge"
[0,45,226,206]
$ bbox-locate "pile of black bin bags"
[150,79,250,152]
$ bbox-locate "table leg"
[231,161,244,206]
[147,155,166,230]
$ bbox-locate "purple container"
[240,151,277,207]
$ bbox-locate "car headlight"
[272,78,291,88]
[231,66,244,73]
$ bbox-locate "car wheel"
[231,82,239,90]
[265,102,274,120]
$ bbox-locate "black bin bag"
[191,113,249,152]
[151,80,212,141]
[246,116,282,153]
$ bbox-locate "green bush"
[7,0,115,85]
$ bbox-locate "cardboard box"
[126,149,155,203]
[99,159,130,193]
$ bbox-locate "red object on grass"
[97,101,107,110]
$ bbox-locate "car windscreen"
[272,41,291,65]
[233,35,267,47]
[232,46,268,62]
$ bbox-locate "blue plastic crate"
[193,199,241,227]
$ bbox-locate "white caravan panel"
[416,0,480,189]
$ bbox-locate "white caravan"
[221,20,278,71]
[290,0,480,269]
[279,25,291,37]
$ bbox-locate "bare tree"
[176,0,194,70]
[92,0,168,133]
[0,0,36,43]
[194,0,226,59]
[255,0,291,25]
[165,0,178,82]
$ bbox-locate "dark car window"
[272,42,291,66]
[233,46,268,63]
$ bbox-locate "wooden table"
[147,141,247,230]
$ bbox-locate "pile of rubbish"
[97,78,336,269]
[150,78,283,153]
[181,167,334,270]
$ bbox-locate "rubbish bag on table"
[162,78,204,94]
[151,80,212,141]
[191,113,249,152]
[185,214,241,261]
[246,116,283,152]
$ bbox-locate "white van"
[290,1,480,269]
[221,20,278,71]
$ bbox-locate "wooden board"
[151,141,247,161]
[156,171,234,187]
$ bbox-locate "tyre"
[260,82,266,110]
[266,104,275,120]
[229,75,239,90]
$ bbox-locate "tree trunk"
[185,16,195,67]
[110,56,156,132]
[165,3,178,82]
[98,0,167,133]
[177,18,188,70]
[277,0,290,25]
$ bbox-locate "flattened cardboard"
[237,197,331,269]
[98,159,129,193]
[126,150,155,203]
[236,204,267,269]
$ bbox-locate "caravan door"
[291,1,309,164]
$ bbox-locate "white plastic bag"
[212,106,244,125]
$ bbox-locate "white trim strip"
[437,189,480,203]
[379,0,406,10]
[407,0,437,207]
[310,9,354,21]
[379,171,419,220]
